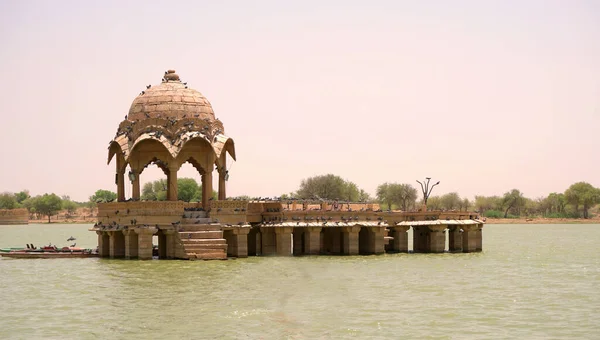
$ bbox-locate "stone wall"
[0,209,29,225]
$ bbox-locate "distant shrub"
[545,212,581,219]
[484,210,504,218]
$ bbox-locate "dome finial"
[163,69,180,82]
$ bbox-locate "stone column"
[135,227,157,260]
[167,165,178,201]
[260,227,276,256]
[275,227,293,256]
[228,228,249,258]
[341,226,360,255]
[108,231,126,258]
[476,224,483,252]
[293,229,304,255]
[124,230,139,259]
[108,231,116,258]
[462,225,477,253]
[428,225,446,253]
[389,226,409,253]
[448,226,462,252]
[163,230,176,259]
[303,227,322,255]
[131,169,140,201]
[202,171,213,210]
[218,161,227,200]
[116,171,125,202]
[96,231,108,258]
[366,227,386,254]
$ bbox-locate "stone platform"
[91,200,484,260]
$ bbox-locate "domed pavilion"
[107,70,235,207]
[92,69,484,261]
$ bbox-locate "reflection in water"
[0,224,599,339]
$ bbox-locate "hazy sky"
[0,0,598,202]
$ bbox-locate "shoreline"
[484,217,600,224]
[22,217,600,225]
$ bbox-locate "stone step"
[182,238,226,245]
[184,243,228,251]
[179,231,223,239]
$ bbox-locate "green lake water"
[0,224,598,339]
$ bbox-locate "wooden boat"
[0,251,98,259]
[0,247,25,252]
[0,244,98,259]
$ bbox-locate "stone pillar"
[260,227,276,256]
[218,161,227,200]
[167,165,178,201]
[135,227,157,260]
[428,225,446,253]
[96,231,109,258]
[275,227,293,256]
[131,169,140,201]
[462,225,477,253]
[293,229,304,255]
[341,226,360,255]
[229,228,249,258]
[367,227,386,254]
[108,231,125,258]
[448,227,462,253]
[476,224,483,252]
[124,230,139,259]
[389,226,409,253]
[116,171,125,202]
[303,227,322,255]
[163,230,176,259]
[108,231,116,258]
[202,171,213,210]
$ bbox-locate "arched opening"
[139,162,168,201]
[177,162,206,203]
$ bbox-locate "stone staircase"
[177,211,227,260]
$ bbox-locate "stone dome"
[127,70,215,122]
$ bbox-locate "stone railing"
[0,208,29,225]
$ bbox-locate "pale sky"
[0,0,598,202]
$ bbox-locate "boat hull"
[0,252,98,259]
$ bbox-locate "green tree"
[502,189,525,218]
[33,193,63,223]
[296,174,365,201]
[376,183,417,211]
[90,189,117,203]
[440,192,461,210]
[62,199,78,216]
[0,192,18,209]
[376,183,394,210]
[564,182,600,219]
[474,195,502,214]
[178,178,200,202]
[141,178,215,202]
[15,190,30,204]
[425,196,442,210]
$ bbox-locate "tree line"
[1,175,599,220]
